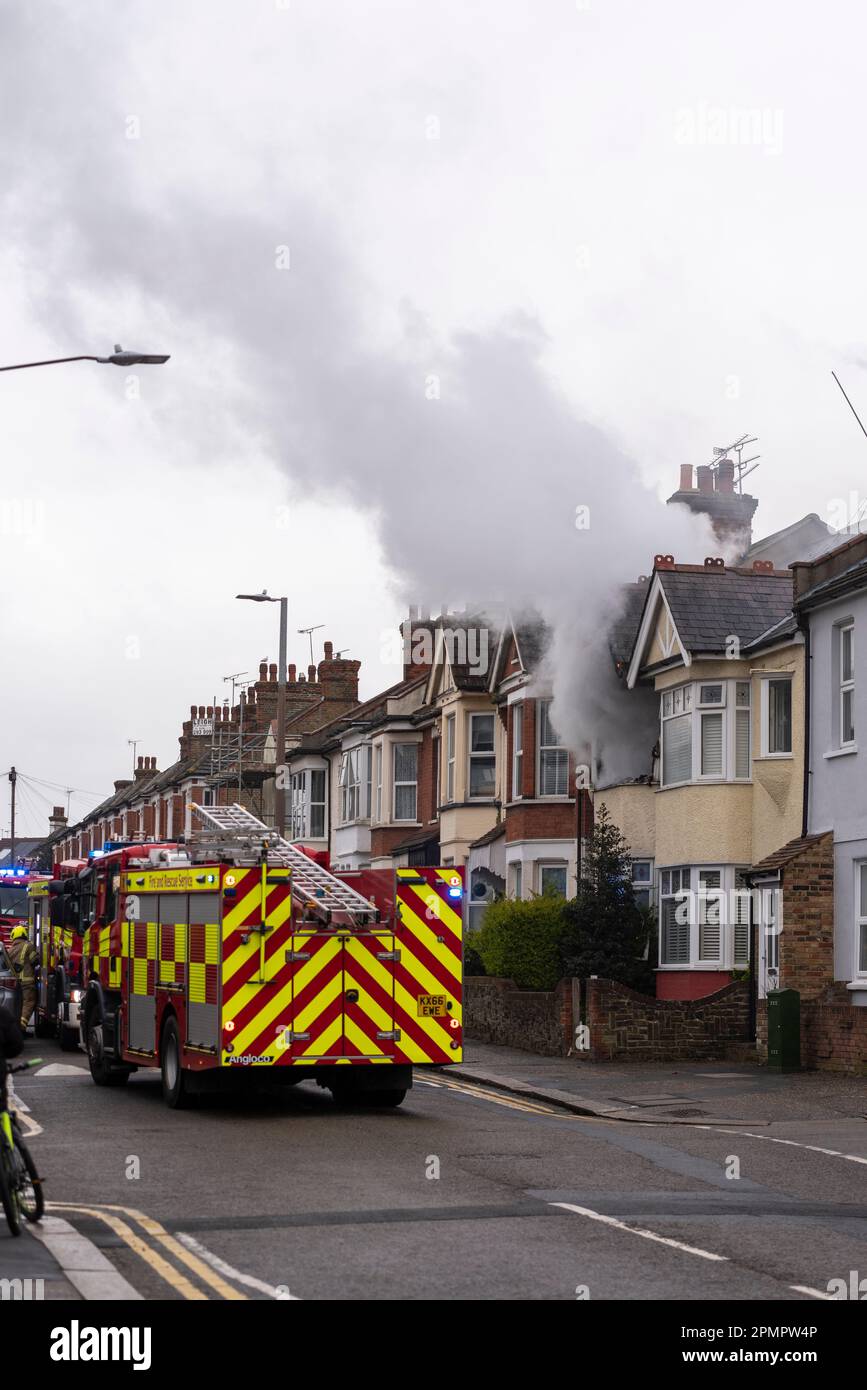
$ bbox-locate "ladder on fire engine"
[188,802,378,920]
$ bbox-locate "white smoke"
[0,4,715,780]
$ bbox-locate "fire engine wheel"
[59,1025,80,1053]
[160,1017,197,1110]
[34,1013,54,1040]
[86,1021,130,1087]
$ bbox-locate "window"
[468,713,495,799]
[661,684,692,785]
[309,770,326,838]
[761,677,792,756]
[512,703,523,800]
[697,869,722,962]
[630,858,654,911]
[393,743,418,822]
[374,745,383,823]
[660,867,691,964]
[733,869,751,967]
[290,768,327,838]
[539,863,568,896]
[511,862,522,899]
[698,684,725,778]
[538,699,568,796]
[840,622,855,747]
[858,863,867,976]
[735,682,751,779]
[339,746,369,823]
[445,715,455,802]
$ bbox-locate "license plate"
[417,993,447,1017]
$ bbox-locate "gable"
[627,577,688,686]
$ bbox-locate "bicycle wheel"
[0,1138,22,1236]
[14,1136,44,1223]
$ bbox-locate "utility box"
[766,989,800,1072]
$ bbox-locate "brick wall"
[585,977,750,1062]
[505,801,576,841]
[465,976,574,1056]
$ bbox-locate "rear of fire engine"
[77,806,463,1109]
[29,870,86,1050]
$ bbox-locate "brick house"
[484,615,577,906]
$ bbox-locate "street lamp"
[0,343,170,372]
[236,592,288,837]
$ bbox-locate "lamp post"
[236,592,288,836]
[0,344,170,372]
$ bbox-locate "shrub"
[560,804,654,993]
[475,891,569,990]
[463,941,486,977]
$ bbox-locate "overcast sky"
[3,0,867,835]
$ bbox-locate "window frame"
[538,861,568,897]
[445,714,455,803]
[658,864,753,970]
[839,621,855,749]
[760,676,793,758]
[467,711,496,801]
[856,861,867,979]
[392,742,419,823]
[537,698,569,798]
[511,702,523,801]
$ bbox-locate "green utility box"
[766,989,800,1072]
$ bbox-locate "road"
[6,1039,867,1302]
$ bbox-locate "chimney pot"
[717,457,735,493]
[679,464,694,491]
[654,554,676,569]
[190,705,197,718]
[704,556,725,568]
[198,705,205,719]
[696,465,713,494]
[269,663,277,681]
[324,641,333,659]
[259,661,267,680]
[288,663,296,681]
[137,756,144,770]
[308,663,316,681]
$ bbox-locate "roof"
[656,567,794,654]
[750,832,832,876]
[742,513,841,567]
[796,552,867,611]
[388,827,440,855]
[609,582,650,666]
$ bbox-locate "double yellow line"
[424,1074,564,1118]
[48,1201,246,1300]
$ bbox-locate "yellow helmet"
[10,925,28,940]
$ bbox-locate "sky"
[2,0,867,835]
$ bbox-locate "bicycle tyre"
[0,1138,22,1236]
[14,1134,44,1223]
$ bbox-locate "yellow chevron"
[295,1013,343,1061]
[401,882,462,938]
[225,975,295,1056]
[343,1013,388,1058]
[397,895,463,974]
[291,964,343,1035]
[221,881,262,934]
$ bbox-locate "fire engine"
[29,864,87,1050]
[68,804,463,1109]
[0,867,49,951]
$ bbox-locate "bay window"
[539,862,568,896]
[538,699,568,796]
[289,768,326,839]
[661,679,752,785]
[393,743,418,822]
[468,712,495,798]
[659,865,754,969]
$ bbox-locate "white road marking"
[35,1063,89,1078]
[697,1126,867,1166]
[28,1214,144,1300]
[176,1231,299,1300]
[551,1201,728,1262]
[8,1079,42,1136]
[789,1284,834,1300]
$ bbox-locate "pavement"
[2,1034,867,1303]
[450,1040,867,1126]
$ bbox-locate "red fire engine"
[69,805,463,1108]
[0,867,49,951]
[29,863,87,1049]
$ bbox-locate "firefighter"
[8,925,39,1032]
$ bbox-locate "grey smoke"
[1,3,714,784]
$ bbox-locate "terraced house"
[602,553,805,1000]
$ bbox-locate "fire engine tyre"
[86,1021,131,1087]
[160,1017,197,1110]
[59,1025,79,1053]
[34,1013,54,1040]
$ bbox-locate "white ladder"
[189,802,377,916]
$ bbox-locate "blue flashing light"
[448,886,462,899]
[0,867,28,877]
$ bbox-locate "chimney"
[49,805,68,837]
[308,663,316,682]
[269,663,277,682]
[288,663,296,682]
[323,641,333,660]
[667,457,758,553]
[259,661,267,680]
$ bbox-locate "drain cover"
[664,1108,707,1118]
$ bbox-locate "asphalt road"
[7,1039,867,1302]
